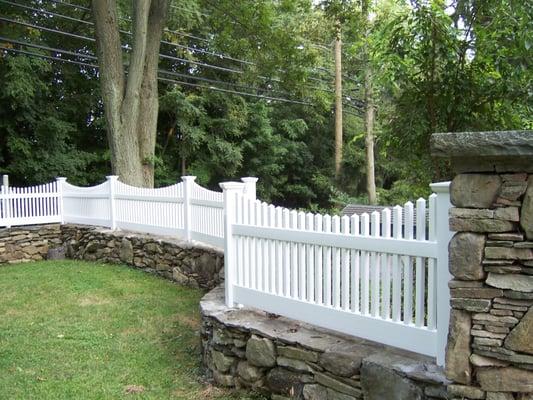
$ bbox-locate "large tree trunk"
[92,0,168,187]
[362,0,377,205]
[334,23,343,180]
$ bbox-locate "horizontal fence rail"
[0,173,451,365]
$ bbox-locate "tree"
[92,0,169,187]
[361,0,377,204]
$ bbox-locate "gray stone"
[477,367,533,392]
[447,384,485,399]
[172,268,189,285]
[451,298,491,312]
[266,368,302,396]
[470,354,509,367]
[445,309,472,384]
[119,238,133,263]
[449,280,484,288]
[522,176,533,239]
[494,207,520,221]
[277,356,313,373]
[505,307,533,354]
[47,245,66,260]
[211,350,234,373]
[424,385,448,399]
[326,388,358,400]
[450,217,516,233]
[303,384,327,400]
[237,361,263,382]
[319,352,363,377]
[213,370,234,387]
[450,174,502,208]
[316,372,362,398]
[450,208,495,219]
[430,130,533,172]
[278,346,319,363]
[489,232,524,241]
[361,360,423,400]
[246,335,277,367]
[487,393,514,400]
[486,273,533,292]
[485,247,533,260]
[449,232,486,280]
[450,287,503,299]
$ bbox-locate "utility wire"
[29,0,339,82]
[0,41,312,105]
[1,2,363,104]
[0,16,347,96]
[1,46,362,113]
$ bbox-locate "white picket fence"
[0,175,256,249]
[220,181,452,365]
[0,174,452,365]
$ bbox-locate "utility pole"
[334,21,343,180]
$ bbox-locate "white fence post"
[106,175,118,230]
[56,177,67,224]
[182,176,196,242]
[220,181,245,307]
[241,177,258,200]
[1,174,10,228]
[430,181,453,366]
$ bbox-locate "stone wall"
[0,224,224,290]
[201,287,449,400]
[432,130,533,399]
[0,224,62,263]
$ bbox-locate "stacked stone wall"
[446,173,533,399]
[0,224,62,263]
[201,288,449,400]
[0,224,224,290]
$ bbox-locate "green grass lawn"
[0,260,259,400]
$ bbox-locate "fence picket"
[415,198,427,327]
[332,215,341,309]
[314,214,323,305]
[371,211,381,317]
[381,208,392,320]
[403,201,414,324]
[269,205,276,294]
[306,213,315,303]
[290,210,298,298]
[361,213,370,315]
[323,215,332,307]
[350,214,360,313]
[341,216,350,311]
[298,211,307,300]
[283,208,291,297]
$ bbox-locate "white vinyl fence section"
[1,175,256,249]
[220,181,452,365]
[0,176,61,228]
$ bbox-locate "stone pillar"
[431,130,533,399]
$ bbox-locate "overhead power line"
[1,46,362,113]
[0,40,313,105]
[1,1,364,106]
[0,15,347,96]
[12,0,340,83]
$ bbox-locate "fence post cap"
[106,175,119,180]
[55,177,67,182]
[181,175,197,182]
[219,182,246,191]
[241,177,258,183]
[430,181,451,193]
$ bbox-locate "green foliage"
[0,0,530,209]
